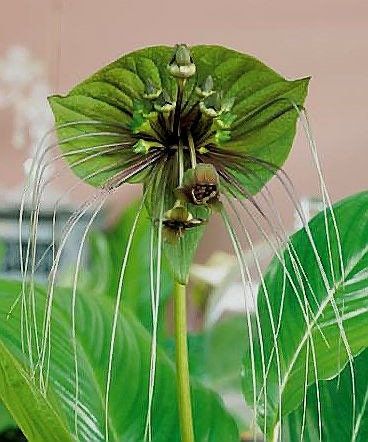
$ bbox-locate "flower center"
[130,44,236,168]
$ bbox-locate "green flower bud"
[200,93,235,119]
[154,90,176,114]
[215,129,232,145]
[168,44,196,79]
[133,139,158,155]
[214,111,237,130]
[130,100,157,136]
[221,96,235,113]
[198,146,209,154]
[195,75,214,98]
[143,79,162,100]
[199,92,223,118]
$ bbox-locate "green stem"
[174,281,194,442]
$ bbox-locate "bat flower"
[162,202,207,244]
[175,163,221,210]
[48,43,309,283]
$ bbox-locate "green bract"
[48,44,309,282]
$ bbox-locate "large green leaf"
[0,280,239,441]
[242,191,368,438]
[283,348,368,441]
[186,315,252,433]
[48,45,308,284]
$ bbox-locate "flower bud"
[143,79,162,100]
[221,96,235,113]
[199,92,222,118]
[130,101,157,136]
[133,139,158,155]
[154,90,176,114]
[168,44,196,79]
[215,111,237,130]
[200,93,235,119]
[195,75,214,98]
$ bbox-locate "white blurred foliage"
[0,46,53,181]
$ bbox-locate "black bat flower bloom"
[48,43,309,283]
[14,41,362,442]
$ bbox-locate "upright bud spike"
[168,44,196,79]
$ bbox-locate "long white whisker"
[37,189,109,392]
[71,197,107,438]
[252,181,329,343]
[295,105,347,386]
[23,146,127,368]
[144,172,166,441]
[221,209,258,439]
[144,223,156,442]
[26,142,129,283]
[271,168,356,432]
[20,134,129,362]
[227,192,318,440]
[104,194,148,442]
[225,187,323,438]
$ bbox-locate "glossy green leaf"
[242,191,368,438]
[283,348,368,441]
[48,46,175,187]
[0,280,239,441]
[48,45,309,194]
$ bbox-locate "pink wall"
[1,0,367,260]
